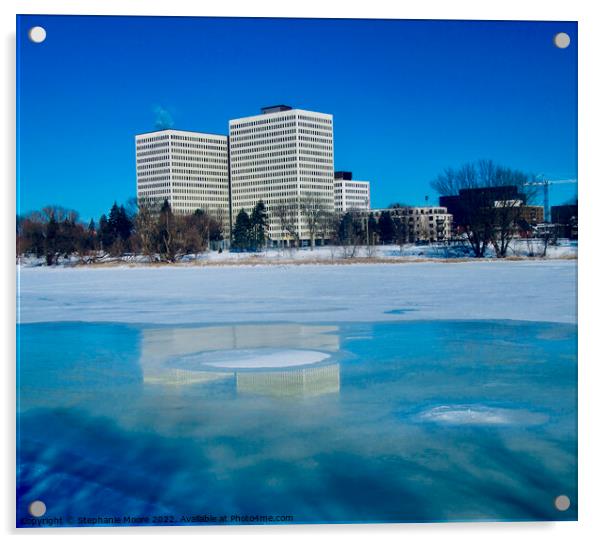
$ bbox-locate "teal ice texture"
[17,319,577,526]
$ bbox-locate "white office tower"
[135,129,230,233]
[334,171,371,213]
[229,105,335,246]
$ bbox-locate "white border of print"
[2,1,600,542]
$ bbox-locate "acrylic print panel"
[16,15,577,527]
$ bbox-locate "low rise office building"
[368,206,453,242]
[334,171,371,213]
[551,204,578,239]
[517,205,545,225]
[440,185,546,239]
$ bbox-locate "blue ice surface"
[16,319,577,526]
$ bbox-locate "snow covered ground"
[193,239,576,262]
[18,260,577,325]
[17,239,577,268]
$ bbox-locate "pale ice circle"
[28,500,46,517]
[553,32,570,49]
[182,348,330,370]
[555,495,571,511]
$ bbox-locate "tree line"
[17,198,416,264]
[17,199,223,265]
[431,159,547,258]
[230,199,417,253]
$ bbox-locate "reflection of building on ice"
[139,324,341,395]
[144,367,228,387]
[236,364,340,397]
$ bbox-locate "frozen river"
[16,261,577,525]
[18,260,577,325]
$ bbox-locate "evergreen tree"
[102,202,133,254]
[107,202,120,240]
[368,213,378,244]
[337,212,362,245]
[86,219,97,251]
[98,213,112,251]
[231,209,251,251]
[44,214,58,265]
[116,205,133,242]
[58,216,78,256]
[250,201,268,251]
[378,211,395,244]
[209,221,223,243]
[393,216,408,245]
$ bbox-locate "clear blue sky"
[17,15,577,222]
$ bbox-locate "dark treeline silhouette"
[17,199,224,265]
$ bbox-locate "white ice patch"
[17,260,577,325]
[181,348,330,370]
[417,405,548,426]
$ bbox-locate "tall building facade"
[334,171,371,213]
[229,105,334,245]
[135,129,230,232]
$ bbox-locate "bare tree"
[416,215,432,243]
[392,216,408,254]
[317,210,336,245]
[431,160,536,258]
[433,160,533,196]
[134,199,161,260]
[335,211,364,259]
[491,192,522,258]
[534,223,560,257]
[17,206,87,265]
[431,162,479,196]
[155,199,180,262]
[489,162,535,257]
[365,238,377,258]
[272,199,300,248]
[454,188,495,257]
[299,193,329,250]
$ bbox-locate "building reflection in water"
[236,364,340,397]
[140,324,341,396]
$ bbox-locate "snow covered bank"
[18,260,577,325]
[17,239,577,268]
